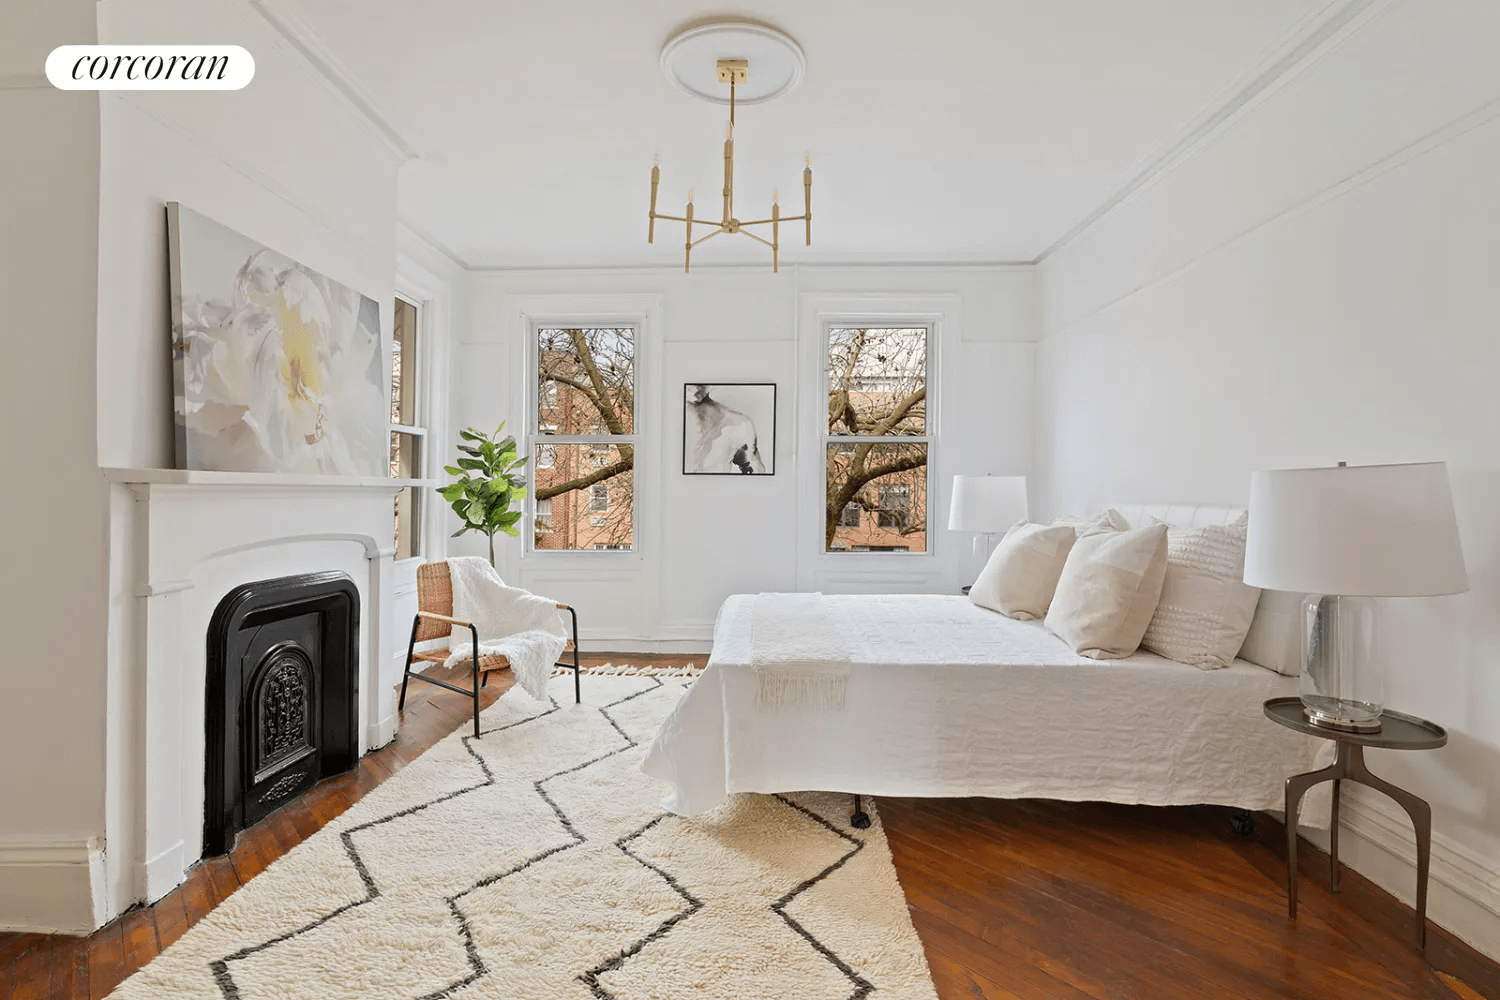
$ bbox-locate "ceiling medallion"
[651,21,810,272]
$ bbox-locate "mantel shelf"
[102,467,437,490]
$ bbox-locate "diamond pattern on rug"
[108,671,938,1000]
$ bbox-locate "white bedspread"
[641,594,1332,824]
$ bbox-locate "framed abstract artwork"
[683,383,776,475]
[166,202,386,475]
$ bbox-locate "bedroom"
[2,0,1498,997]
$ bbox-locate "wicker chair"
[398,561,581,738]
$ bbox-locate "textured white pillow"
[1238,590,1306,676]
[968,522,1078,620]
[1141,516,1262,669]
[1045,522,1169,659]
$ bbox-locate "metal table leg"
[1282,743,1434,949]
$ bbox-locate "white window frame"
[391,248,456,566]
[389,293,429,564]
[514,297,662,563]
[819,321,935,557]
[795,293,961,593]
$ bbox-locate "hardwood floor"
[3,655,1495,999]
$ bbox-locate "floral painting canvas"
[167,202,385,475]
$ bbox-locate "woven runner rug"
[110,668,939,999]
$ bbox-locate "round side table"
[1264,697,1447,950]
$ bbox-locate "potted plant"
[439,422,529,567]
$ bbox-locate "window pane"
[535,497,554,533]
[537,327,635,435]
[826,327,926,436]
[533,443,633,551]
[825,442,927,552]
[392,298,418,426]
[391,430,421,559]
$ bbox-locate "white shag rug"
[110,668,939,1000]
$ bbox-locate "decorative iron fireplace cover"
[204,571,359,856]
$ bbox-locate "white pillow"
[1141,516,1261,670]
[1049,508,1129,536]
[968,522,1078,620]
[1045,522,1169,659]
[1238,590,1306,676]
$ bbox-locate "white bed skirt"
[641,594,1333,825]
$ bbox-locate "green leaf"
[497,511,522,526]
[512,487,527,499]
[501,525,520,537]
[443,465,467,477]
[451,527,469,537]
[456,457,486,472]
[458,428,483,442]
[510,457,529,469]
[464,500,486,525]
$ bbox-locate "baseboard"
[366,712,398,750]
[0,838,107,934]
[143,839,187,904]
[1300,787,1500,961]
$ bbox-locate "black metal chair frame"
[399,605,581,739]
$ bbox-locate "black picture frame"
[682,382,777,475]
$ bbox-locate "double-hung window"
[532,326,636,551]
[390,296,425,560]
[822,325,930,553]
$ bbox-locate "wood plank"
[199,854,241,908]
[85,922,124,1000]
[151,889,190,951]
[118,909,158,978]
[178,867,217,929]
[46,934,89,1000]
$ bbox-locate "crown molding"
[397,216,470,272]
[241,0,418,163]
[1036,0,1396,264]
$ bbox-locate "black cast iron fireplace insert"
[204,571,360,856]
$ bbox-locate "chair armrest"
[416,610,475,628]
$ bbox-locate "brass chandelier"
[648,59,810,272]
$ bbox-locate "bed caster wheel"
[851,810,871,830]
[1229,810,1256,836]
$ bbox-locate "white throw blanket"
[442,556,567,702]
[748,592,851,710]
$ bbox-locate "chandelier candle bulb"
[803,161,813,245]
[648,162,659,243]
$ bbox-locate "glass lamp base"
[1302,700,1383,733]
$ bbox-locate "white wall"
[452,265,1036,646]
[1035,0,1500,956]
[0,0,110,934]
[5,0,404,928]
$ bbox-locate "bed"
[640,503,1333,826]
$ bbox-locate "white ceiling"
[280,0,1334,268]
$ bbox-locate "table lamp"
[948,475,1029,555]
[1243,461,1467,732]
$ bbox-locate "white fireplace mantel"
[103,466,435,490]
[105,467,434,904]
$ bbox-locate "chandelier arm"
[737,214,804,227]
[689,230,724,249]
[651,212,696,224]
[737,229,775,249]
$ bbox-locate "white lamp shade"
[948,475,1028,533]
[1243,461,1468,596]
